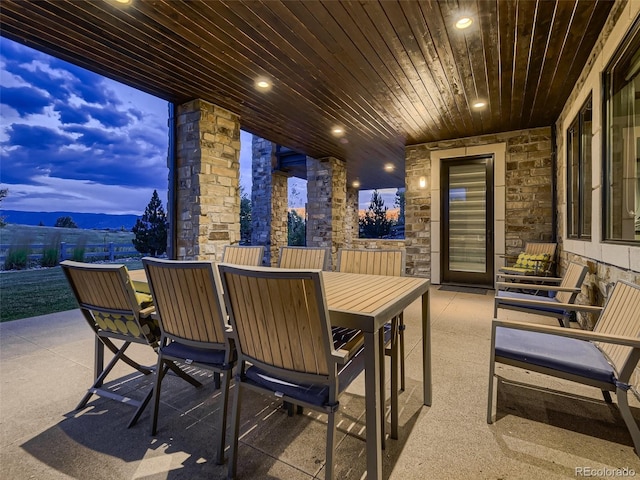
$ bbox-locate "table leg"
[422,289,432,406]
[364,329,382,480]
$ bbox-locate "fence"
[0,242,140,265]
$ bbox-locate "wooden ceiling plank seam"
[436,1,481,132]
[420,1,476,135]
[508,0,535,127]
[252,2,412,142]
[497,0,515,132]
[399,0,469,137]
[335,0,446,140]
[291,0,420,137]
[524,0,559,126]
[516,0,539,126]
[145,1,378,159]
[544,0,603,115]
[372,0,459,139]
[477,0,503,133]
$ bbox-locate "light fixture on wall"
[419,176,427,189]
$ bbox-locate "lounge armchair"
[60,260,200,427]
[278,246,330,270]
[218,264,365,480]
[337,248,405,441]
[488,280,640,456]
[142,258,235,464]
[221,245,264,266]
[494,261,588,327]
[498,242,557,277]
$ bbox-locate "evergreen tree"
[54,216,78,228]
[132,190,168,257]
[359,190,392,238]
[288,210,306,246]
[395,188,405,225]
[0,189,7,227]
[240,188,252,245]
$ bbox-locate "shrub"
[72,236,87,262]
[4,235,31,270]
[40,232,62,267]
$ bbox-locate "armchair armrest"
[140,306,155,318]
[492,318,640,348]
[333,349,350,364]
[495,282,579,293]
[496,274,562,283]
[495,296,603,314]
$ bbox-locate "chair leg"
[216,371,231,465]
[228,379,243,480]
[101,337,152,375]
[616,387,640,456]
[128,386,153,428]
[487,327,498,424]
[151,360,169,436]
[325,410,337,480]
[379,331,386,450]
[602,390,613,403]
[77,341,133,410]
[166,361,203,388]
[390,318,399,440]
[399,312,405,392]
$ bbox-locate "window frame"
[602,16,640,245]
[566,95,593,240]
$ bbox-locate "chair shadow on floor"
[19,369,426,480]
[491,377,640,470]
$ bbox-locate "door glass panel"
[448,163,487,273]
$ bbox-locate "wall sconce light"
[419,176,427,189]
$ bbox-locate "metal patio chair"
[219,264,365,480]
[142,257,236,464]
[488,280,640,456]
[221,245,264,266]
[61,260,201,428]
[494,261,590,327]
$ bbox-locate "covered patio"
[2,287,638,479]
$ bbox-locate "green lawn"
[0,259,143,322]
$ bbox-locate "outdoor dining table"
[128,268,431,480]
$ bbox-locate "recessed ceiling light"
[114,0,132,4]
[455,17,473,29]
[331,126,344,137]
[472,101,486,109]
[352,180,361,188]
[254,77,272,91]
[384,163,395,172]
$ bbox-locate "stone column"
[251,136,288,266]
[175,99,240,261]
[344,186,359,248]
[405,145,431,277]
[306,156,347,267]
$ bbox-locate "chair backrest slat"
[525,242,557,257]
[221,265,331,376]
[555,262,588,304]
[61,261,137,313]
[337,248,405,277]
[222,245,264,266]
[279,246,329,270]
[595,282,640,381]
[143,259,227,344]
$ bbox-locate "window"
[604,18,640,243]
[567,96,592,239]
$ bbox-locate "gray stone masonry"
[405,127,553,278]
[251,136,288,266]
[175,99,240,261]
[306,156,347,267]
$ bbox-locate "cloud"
[0,37,170,212]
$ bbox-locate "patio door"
[441,156,494,286]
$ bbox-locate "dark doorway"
[441,156,494,287]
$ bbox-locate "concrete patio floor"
[1,286,639,479]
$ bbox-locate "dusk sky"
[1,37,396,216]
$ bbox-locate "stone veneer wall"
[405,127,553,278]
[344,187,359,249]
[306,156,347,267]
[175,99,240,260]
[251,136,288,265]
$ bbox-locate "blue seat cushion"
[161,341,230,369]
[495,327,615,385]
[497,291,565,315]
[244,348,365,407]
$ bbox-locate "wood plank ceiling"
[0,0,614,189]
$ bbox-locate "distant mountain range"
[1,210,140,230]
